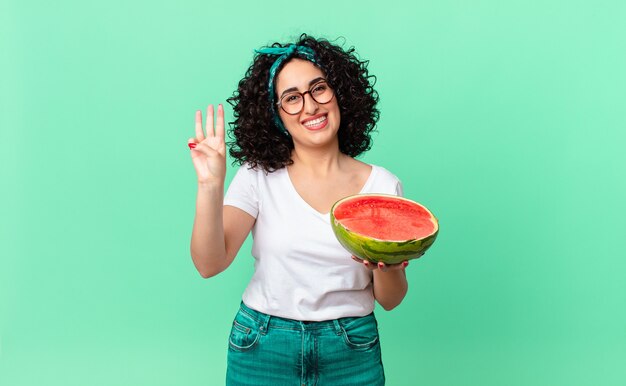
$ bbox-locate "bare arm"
[190,184,255,278]
[187,104,255,278]
[352,256,409,311]
[372,268,408,311]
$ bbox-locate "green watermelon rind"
[330,194,439,265]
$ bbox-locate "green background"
[1,0,625,385]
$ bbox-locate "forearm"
[372,269,408,311]
[190,182,227,278]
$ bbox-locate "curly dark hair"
[226,34,379,173]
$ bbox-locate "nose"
[302,92,319,114]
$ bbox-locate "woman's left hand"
[351,256,409,272]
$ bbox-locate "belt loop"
[332,319,342,335]
[259,312,271,335]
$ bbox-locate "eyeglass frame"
[275,80,335,115]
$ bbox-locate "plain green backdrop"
[1,0,625,385]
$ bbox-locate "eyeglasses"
[277,80,335,115]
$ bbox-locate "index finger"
[195,110,205,141]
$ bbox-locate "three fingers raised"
[191,104,225,149]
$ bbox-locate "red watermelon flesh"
[332,196,436,241]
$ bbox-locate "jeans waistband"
[238,301,374,334]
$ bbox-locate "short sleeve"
[395,180,404,197]
[223,164,259,218]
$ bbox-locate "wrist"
[197,180,224,191]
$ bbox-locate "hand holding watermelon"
[351,255,413,272]
[188,104,227,185]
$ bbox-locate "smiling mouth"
[302,114,328,129]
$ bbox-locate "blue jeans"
[226,302,385,386]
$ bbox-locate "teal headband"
[254,44,319,136]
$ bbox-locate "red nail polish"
[188,143,197,149]
[378,262,384,269]
[402,261,409,268]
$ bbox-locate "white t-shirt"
[223,162,403,321]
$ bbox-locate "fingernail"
[402,261,409,268]
[364,260,369,266]
[188,143,197,149]
[378,262,384,269]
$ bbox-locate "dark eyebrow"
[279,77,326,98]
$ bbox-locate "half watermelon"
[330,194,439,265]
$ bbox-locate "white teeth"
[303,115,327,127]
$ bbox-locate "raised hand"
[188,104,227,185]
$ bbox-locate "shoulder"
[369,163,401,183]
[229,162,288,191]
[232,162,276,181]
[345,156,401,185]
[367,163,404,196]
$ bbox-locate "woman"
[187,34,409,385]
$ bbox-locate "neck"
[290,144,346,176]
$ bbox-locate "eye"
[283,94,302,104]
[311,83,328,95]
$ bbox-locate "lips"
[301,113,327,124]
[301,113,328,130]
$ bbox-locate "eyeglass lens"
[279,82,334,115]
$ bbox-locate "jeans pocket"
[228,310,261,352]
[340,314,380,351]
